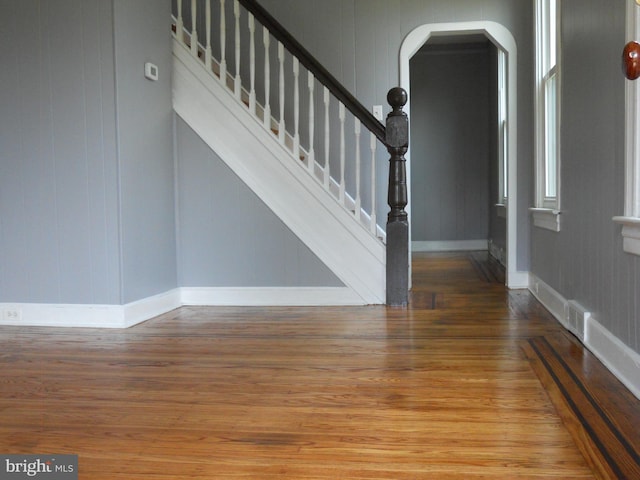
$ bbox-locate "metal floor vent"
[565,300,590,342]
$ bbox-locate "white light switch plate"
[372,105,383,121]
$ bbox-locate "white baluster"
[190,0,198,57]
[278,42,285,144]
[323,87,330,189]
[307,72,315,173]
[248,13,256,114]
[263,27,271,129]
[219,0,227,84]
[205,0,212,70]
[293,58,300,157]
[354,118,361,221]
[176,0,184,42]
[339,102,346,203]
[370,133,377,235]
[234,0,241,99]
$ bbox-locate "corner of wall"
[0,290,181,329]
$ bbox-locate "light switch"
[144,62,159,81]
[372,105,383,121]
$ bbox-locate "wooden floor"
[1,252,639,479]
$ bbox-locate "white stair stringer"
[172,39,386,304]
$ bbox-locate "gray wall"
[175,116,342,287]
[530,0,639,353]
[410,42,491,243]
[257,0,534,272]
[0,0,176,306]
[0,0,345,308]
[0,0,121,305]
[114,0,177,303]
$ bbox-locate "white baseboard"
[0,289,182,329]
[529,274,566,324]
[506,270,530,290]
[529,273,640,400]
[0,286,367,328]
[0,303,123,328]
[488,240,506,266]
[586,316,640,400]
[412,240,488,252]
[122,290,182,328]
[180,287,366,306]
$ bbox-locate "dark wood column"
[385,87,409,307]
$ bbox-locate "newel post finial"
[385,87,409,307]
[387,87,408,114]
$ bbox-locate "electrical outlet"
[2,308,22,322]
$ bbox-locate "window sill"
[613,216,640,256]
[530,207,561,232]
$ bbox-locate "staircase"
[172,0,407,305]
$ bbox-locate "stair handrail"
[238,0,409,306]
[237,0,386,144]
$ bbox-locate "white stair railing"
[173,0,387,241]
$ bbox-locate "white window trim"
[614,0,640,255]
[532,0,562,231]
[531,207,561,232]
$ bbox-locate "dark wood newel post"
[385,87,409,307]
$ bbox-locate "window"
[532,0,561,231]
[497,49,508,208]
[614,0,640,255]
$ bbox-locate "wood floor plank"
[1,253,637,478]
[524,337,640,480]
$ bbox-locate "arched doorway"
[400,22,522,288]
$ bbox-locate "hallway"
[0,253,638,478]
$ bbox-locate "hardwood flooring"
[1,252,638,478]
